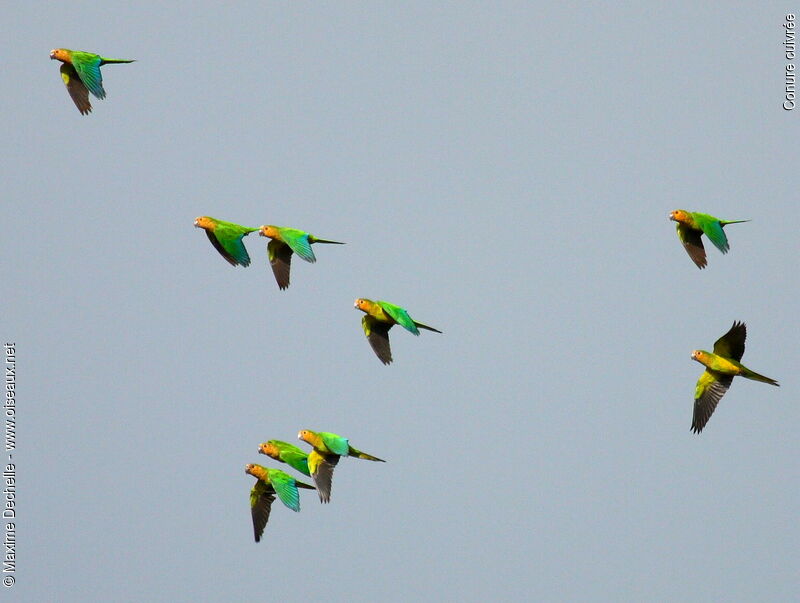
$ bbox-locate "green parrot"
[669,209,749,269]
[194,216,258,267]
[690,321,779,433]
[50,48,134,115]
[354,298,442,364]
[245,464,315,542]
[258,440,310,476]
[258,225,344,290]
[297,430,385,503]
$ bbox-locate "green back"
[270,441,311,476]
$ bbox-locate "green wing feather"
[376,301,419,334]
[70,53,106,99]
[278,228,317,263]
[212,222,257,267]
[268,470,303,512]
[318,432,350,456]
[695,214,730,254]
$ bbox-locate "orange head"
[691,350,709,364]
[194,216,215,231]
[297,430,314,444]
[258,442,278,458]
[50,48,70,62]
[354,298,372,313]
[669,209,689,223]
[245,463,267,480]
[259,225,279,239]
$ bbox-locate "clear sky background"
[4,2,798,601]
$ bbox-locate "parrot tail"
[413,321,442,334]
[311,238,345,245]
[349,448,386,462]
[741,368,779,386]
[295,481,317,490]
[720,219,750,226]
[100,58,136,65]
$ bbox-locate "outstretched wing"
[250,480,276,542]
[712,321,746,361]
[691,370,733,433]
[676,223,707,269]
[363,315,393,364]
[267,240,293,289]
[308,450,340,504]
[60,63,92,115]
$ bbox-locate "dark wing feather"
[678,224,707,269]
[251,482,276,543]
[206,230,237,266]
[712,321,746,361]
[268,240,293,290]
[692,372,733,433]
[312,454,340,504]
[366,320,393,365]
[60,63,92,115]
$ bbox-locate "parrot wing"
[712,321,746,361]
[363,315,393,364]
[308,450,339,504]
[70,56,106,99]
[676,223,707,269]
[250,480,276,542]
[692,370,733,433]
[267,240,293,289]
[60,63,92,115]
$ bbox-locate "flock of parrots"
[50,48,781,541]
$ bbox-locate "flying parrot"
[354,298,442,365]
[50,48,135,115]
[258,225,344,290]
[297,430,385,503]
[690,321,779,433]
[194,216,258,267]
[669,210,749,269]
[258,440,311,476]
[245,464,315,542]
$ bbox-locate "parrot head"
[297,430,314,444]
[259,225,279,239]
[354,298,372,313]
[245,463,268,481]
[50,49,69,62]
[691,350,709,365]
[194,216,215,230]
[258,442,278,458]
[669,210,689,223]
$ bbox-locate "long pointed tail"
[311,238,345,245]
[414,321,442,334]
[741,368,779,386]
[349,447,386,462]
[720,219,750,226]
[101,58,136,64]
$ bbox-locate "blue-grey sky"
[4,3,798,601]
